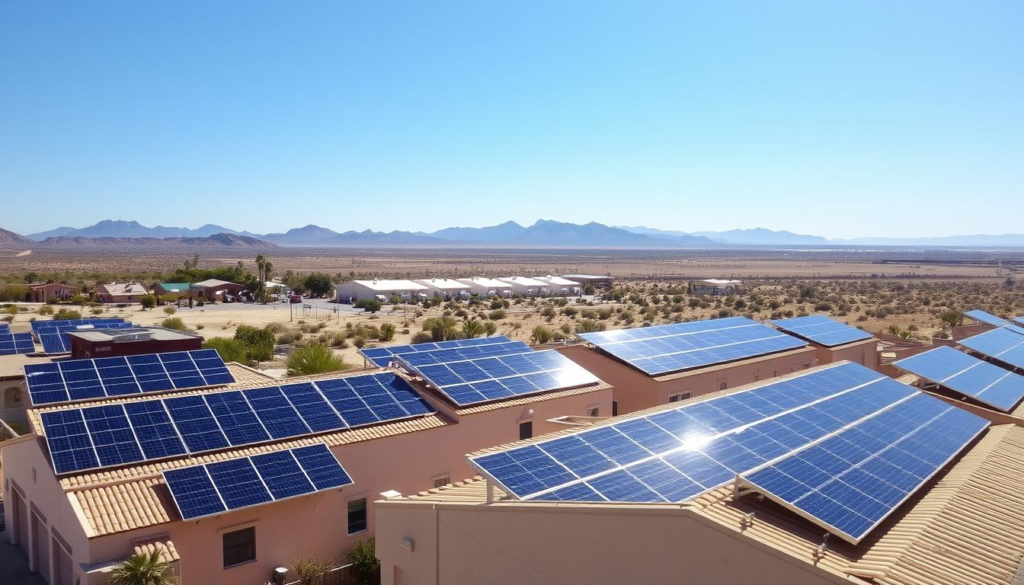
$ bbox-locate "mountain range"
[4,219,1024,249]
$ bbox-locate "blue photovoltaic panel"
[470,362,894,501]
[37,321,134,354]
[578,317,808,376]
[396,341,533,368]
[0,332,35,356]
[31,318,126,333]
[964,309,1011,327]
[1015,316,1024,327]
[770,316,873,347]
[164,445,353,520]
[82,404,145,467]
[40,410,101,475]
[39,371,435,474]
[24,349,236,406]
[360,335,513,367]
[740,393,989,544]
[39,332,71,354]
[894,346,1024,412]
[960,328,1024,370]
[0,323,7,333]
[401,349,601,407]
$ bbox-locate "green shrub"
[286,343,348,376]
[488,309,506,320]
[378,323,396,342]
[163,306,177,315]
[203,338,248,363]
[53,308,82,321]
[140,295,157,310]
[235,325,275,362]
[354,299,382,313]
[344,538,380,585]
[160,317,188,331]
[531,326,553,345]
[37,305,54,315]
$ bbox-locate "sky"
[1,1,1022,239]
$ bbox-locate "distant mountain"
[39,233,278,249]
[0,227,32,248]
[691,228,829,246]
[26,226,77,241]
[262,224,344,246]
[430,220,718,248]
[37,220,251,240]
[432,220,528,243]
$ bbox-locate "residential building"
[771,315,879,370]
[498,276,548,297]
[95,283,149,304]
[26,283,80,303]
[688,279,744,296]
[191,279,247,302]
[153,282,193,297]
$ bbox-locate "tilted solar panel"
[25,349,236,406]
[396,341,533,368]
[0,323,8,334]
[894,346,1024,412]
[770,315,873,347]
[39,371,434,474]
[38,321,135,354]
[31,318,126,333]
[163,444,353,520]
[360,335,514,367]
[959,327,1024,370]
[1015,316,1024,328]
[401,349,601,407]
[739,393,988,543]
[0,332,35,356]
[578,317,808,376]
[470,362,890,501]
[964,309,1011,327]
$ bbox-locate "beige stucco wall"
[376,501,851,585]
[557,345,817,415]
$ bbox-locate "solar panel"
[31,318,126,333]
[470,362,892,501]
[39,371,434,474]
[770,316,873,347]
[396,341,533,368]
[959,328,1024,370]
[0,323,8,334]
[964,309,1011,327]
[894,346,1024,412]
[163,444,353,520]
[1015,316,1024,327]
[400,349,601,407]
[360,335,514,367]
[25,349,236,406]
[739,393,988,544]
[0,332,35,356]
[578,317,808,376]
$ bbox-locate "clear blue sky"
[1,1,1021,238]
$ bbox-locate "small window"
[612,401,618,416]
[718,381,728,391]
[223,527,256,568]
[433,476,450,489]
[668,392,691,403]
[519,421,533,441]
[587,407,600,417]
[348,499,368,535]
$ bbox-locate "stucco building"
[26,283,80,303]
[415,279,471,299]
[335,280,428,303]
[771,315,879,370]
[456,277,512,298]
[95,283,149,304]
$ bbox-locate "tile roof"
[133,537,180,563]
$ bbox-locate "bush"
[484,321,498,336]
[140,295,157,310]
[68,294,89,306]
[163,306,177,316]
[160,317,188,331]
[379,323,396,342]
[235,325,275,362]
[292,554,335,585]
[531,326,554,345]
[344,538,380,585]
[203,338,248,363]
[354,299,382,313]
[286,343,348,376]
[488,309,506,320]
[53,308,82,321]
[411,331,434,344]
[576,319,604,333]
[37,305,54,316]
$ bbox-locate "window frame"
[222,526,257,569]
[519,420,533,441]
[347,497,369,536]
[668,391,691,403]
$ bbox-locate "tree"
[140,295,157,310]
[202,338,248,363]
[287,343,348,376]
[304,273,334,297]
[23,272,38,284]
[939,309,964,329]
[344,538,380,585]
[109,550,176,585]
[235,325,275,362]
[461,318,484,339]
[183,254,200,285]
[422,316,459,342]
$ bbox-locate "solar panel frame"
[359,335,514,367]
[770,316,873,348]
[31,318,126,333]
[578,317,808,376]
[959,327,1024,370]
[894,346,1024,412]
[0,332,35,356]
[163,444,353,520]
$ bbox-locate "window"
[587,407,600,417]
[433,476,450,488]
[612,401,618,416]
[223,527,256,568]
[668,392,691,403]
[718,381,728,391]
[348,499,368,535]
[519,421,533,440]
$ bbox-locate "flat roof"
[561,274,611,280]
[535,276,580,286]
[416,278,471,290]
[351,279,428,291]
[499,276,548,287]
[191,279,241,288]
[67,327,200,342]
[457,277,510,288]
[0,353,50,379]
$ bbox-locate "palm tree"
[461,318,484,339]
[423,316,460,342]
[109,550,176,585]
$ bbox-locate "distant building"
[191,279,247,302]
[95,282,149,303]
[457,277,513,298]
[689,279,744,296]
[336,279,429,303]
[535,276,581,296]
[416,279,472,299]
[25,283,79,303]
[498,276,549,297]
[67,327,203,359]
[154,282,193,297]
[561,274,613,290]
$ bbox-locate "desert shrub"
[576,319,604,333]
[355,299,382,313]
[286,343,348,376]
[161,317,188,330]
[344,538,380,585]
[531,326,553,344]
[292,554,335,585]
[236,325,275,362]
[488,309,506,320]
[37,305,54,315]
[379,323,396,342]
[484,321,498,335]
[411,331,433,344]
[163,306,176,316]
[203,337,248,363]
[53,308,82,321]
[140,295,157,310]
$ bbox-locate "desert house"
[26,283,80,303]
[95,282,150,304]
[191,279,248,302]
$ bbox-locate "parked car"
[290,294,302,303]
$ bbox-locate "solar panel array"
[470,362,988,544]
[40,371,434,474]
[400,349,600,407]
[770,315,873,347]
[31,318,126,333]
[0,332,35,355]
[894,346,1024,412]
[1015,316,1024,327]
[964,309,1010,327]
[25,349,235,406]
[38,321,134,354]
[397,341,532,367]
[360,335,513,367]
[959,327,1024,370]
[740,394,988,543]
[0,323,8,333]
[578,317,808,376]
[163,444,353,520]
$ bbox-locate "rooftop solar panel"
[0,323,8,333]
[470,362,892,501]
[401,349,601,407]
[31,318,126,333]
[770,316,873,347]
[39,371,434,474]
[360,335,514,367]
[163,444,353,520]
[964,309,1011,327]
[959,328,1024,370]
[37,321,135,354]
[1015,317,1024,327]
[0,332,35,356]
[894,346,1024,412]
[396,341,533,368]
[578,317,808,376]
[25,349,235,407]
[739,393,988,544]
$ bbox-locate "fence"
[283,563,380,585]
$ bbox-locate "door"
[53,537,73,585]
[31,512,49,582]
[12,491,28,558]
